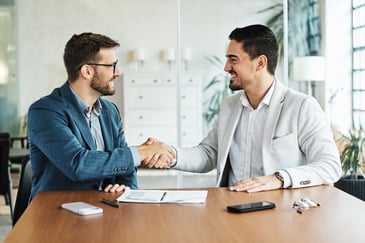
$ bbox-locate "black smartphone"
[227,201,276,213]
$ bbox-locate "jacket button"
[300,180,311,185]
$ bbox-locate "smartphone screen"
[227,201,276,213]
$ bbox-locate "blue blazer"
[28,82,137,200]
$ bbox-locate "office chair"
[1,132,29,166]
[0,137,14,220]
[0,132,10,141]
[13,159,32,226]
[10,136,29,149]
[9,134,29,166]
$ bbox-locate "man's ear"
[256,55,267,71]
[79,65,93,79]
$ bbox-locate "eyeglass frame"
[77,60,118,74]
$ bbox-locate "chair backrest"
[13,159,32,226]
[1,132,29,149]
[10,136,29,149]
[0,136,11,194]
[0,133,10,140]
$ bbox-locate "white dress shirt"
[228,81,276,186]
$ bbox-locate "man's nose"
[114,67,121,77]
[223,61,231,72]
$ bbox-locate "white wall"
[15,0,353,131]
[16,0,275,115]
[324,0,353,131]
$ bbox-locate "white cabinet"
[121,73,202,147]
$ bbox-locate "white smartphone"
[61,202,103,216]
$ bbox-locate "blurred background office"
[0,0,359,188]
[1,0,362,239]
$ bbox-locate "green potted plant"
[203,55,232,129]
[334,127,365,200]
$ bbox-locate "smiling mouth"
[229,71,237,79]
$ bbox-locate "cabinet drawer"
[126,109,199,126]
[181,74,200,85]
[181,125,202,145]
[162,75,176,85]
[126,77,161,85]
[126,127,177,145]
[181,109,200,125]
[126,87,176,108]
[123,72,202,147]
[125,126,201,146]
[126,109,176,125]
[180,87,199,107]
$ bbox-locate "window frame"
[352,0,365,128]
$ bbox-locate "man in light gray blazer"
[147,24,342,192]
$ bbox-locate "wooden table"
[4,186,365,243]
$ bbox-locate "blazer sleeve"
[283,96,342,188]
[28,98,136,183]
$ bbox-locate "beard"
[228,71,243,91]
[229,80,242,91]
[90,72,116,96]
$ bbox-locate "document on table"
[116,188,208,204]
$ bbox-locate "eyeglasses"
[78,60,118,74]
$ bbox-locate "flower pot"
[334,175,365,201]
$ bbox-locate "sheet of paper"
[116,188,208,204]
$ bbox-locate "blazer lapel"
[98,103,113,151]
[217,95,243,185]
[61,83,96,150]
[262,81,286,170]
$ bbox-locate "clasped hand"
[137,137,176,169]
[104,138,174,193]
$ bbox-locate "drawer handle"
[138,96,143,99]
[131,80,136,83]
[153,79,158,83]
[139,116,144,119]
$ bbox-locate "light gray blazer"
[175,81,342,188]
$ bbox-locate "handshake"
[137,137,176,169]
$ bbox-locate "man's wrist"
[169,159,177,168]
[136,144,148,161]
[169,145,177,168]
[130,146,142,167]
[275,170,292,188]
[274,172,284,188]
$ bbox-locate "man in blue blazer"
[28,33,174,200]
[146,25,342,192]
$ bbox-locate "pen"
[101,198,119,208]
[160,192,167,201]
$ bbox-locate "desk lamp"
[292,56,325,96]
[0,59,9,85]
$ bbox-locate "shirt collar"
[240,80,276,109]
[69,86,102,116]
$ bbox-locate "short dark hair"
[229,24,278,75]
[63,32,120,82]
